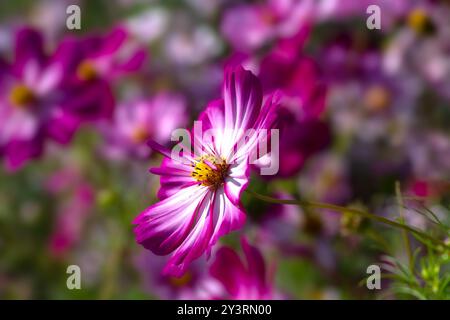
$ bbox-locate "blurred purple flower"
[164,25,223,66]
[321,36,421,143]
[221,0,315,52]
[209,238,277,300]
[0,28,78,170]
[0,26,146,170]
[406,131,450,181]
[298,152,351,205]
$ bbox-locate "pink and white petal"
[151,94,188,143]
[133,184,210,256]
[220,67,262,158]
[224,160,249,205]
[163,191,216,277]
[231,93,280,163]
[35,63,63,95]
[150,156,197,200]
[198,99,225,132]
[23,60,40,87]
[209,186,246,248]
[14,28,44,76]
[197,99,225,157]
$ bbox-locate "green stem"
[246,189,448,249]
[396,181,414,273]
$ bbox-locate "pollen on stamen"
[77,60,97,81]
[9,84,35,108]
[191,155,229,188]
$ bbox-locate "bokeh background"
[0,0,449,299]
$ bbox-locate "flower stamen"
[77,60,97,81]
[9,84,35,108]
[191,155,229,189]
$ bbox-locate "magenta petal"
[96,26,128,57]
[197,99,225,133]
[241,237,268,294]
[64,80,114,120]
[133,185,210,255]
[115,48,147,73]
[4,138,43,171]
[209,247,246,297]
[209,238,272,299]
[209,187,246,247]
[223,66,262,132]
[46,111,80,144]
[13,28,44,76]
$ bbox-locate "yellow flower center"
[169,271,192,287]
[407,8,431,34]
[9,84,35,108]
[77,60,97,81]
[364,85,391,113]
[191,156,229,189]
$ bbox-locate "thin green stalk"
[246,189,449,249]
[396,181,414,273]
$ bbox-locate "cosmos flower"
[101,93,188,160]
[48,183,94,257]
[61,26,147,84]
[133,66,280,276]
[255,192,309,256]
[0,28,92,169]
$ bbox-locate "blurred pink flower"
[101,93,188,160]
[209,238,277,300]
[260,31,330,177]
[135,252,223,299]
[136,238,278,300]
[46,169,95,257]
[0,28,99,170]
